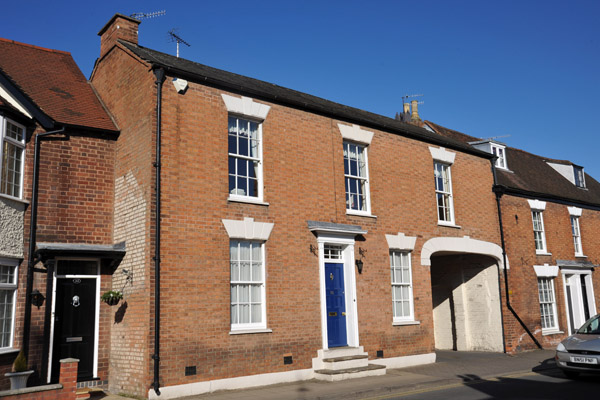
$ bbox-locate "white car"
[555,314,600,378]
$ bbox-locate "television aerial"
[168,29,191,58]
[130,10,166,20]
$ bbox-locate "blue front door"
[325,262,347,347]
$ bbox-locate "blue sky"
[2,1,599,178]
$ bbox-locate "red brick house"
[89,14,508,398]
[427,121,600,352]
[0,39,122,389]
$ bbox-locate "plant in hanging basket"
[101,290,123,306]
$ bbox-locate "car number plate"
[570,356,598,364]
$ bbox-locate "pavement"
[168,349,558,400]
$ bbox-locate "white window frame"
[343,141,371,215]
[491,143,507,170]
[434,161,455,224]
[570,216,584,257]
[537,277,559,334]
[0,258,18,352]
[574,166,585,188]
[390,251,414,323]
[227,116,264,202]
[531,210,548,254]
[229,240,267,332]
[0,117,26,199]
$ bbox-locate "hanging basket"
[101,290,123,306]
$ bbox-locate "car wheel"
[563,370,580,379]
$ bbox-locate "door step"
[314,363,386,381]
[312,346,386,381]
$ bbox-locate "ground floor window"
[0,260,17,349]
[390,251,414,322]
[230,240,265,330]
[538,278,559,332]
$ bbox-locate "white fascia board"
[0,84,33,119]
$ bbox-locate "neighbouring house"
[0,38,122,389]
[426,121,600,352]
[90,14,507,399]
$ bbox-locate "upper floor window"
[434,162,454,224]
[571,216,583,256]
[491,144,507,169]
[344,141,370,213]
[0,260,18,349]
[532,210,547,253]
[0,118,26,198]
[574,166,585,188]
[228,116,262,200]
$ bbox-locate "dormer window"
[574,166,585,188]
[470,140,508,170]
[491,144,507,170]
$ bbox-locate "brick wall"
[500,195,600,352]
[91,43,155,396]
[0,359,79,400]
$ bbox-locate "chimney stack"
[411,100,421,122]
[98,14,141,59]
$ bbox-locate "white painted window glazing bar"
[0,264,17,349]
[492,145,506,169]
[434,162,454,223]
[0,118,26,199]
[390,251,414,322]
[343,141,369,212]
[228,116,261,199]
[230,241,266,330]
[532,211,547,252]
[538,278,558,331]
[571,216,583,256]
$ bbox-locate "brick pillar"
[59,358,79,400]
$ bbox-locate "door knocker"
[71,295,80,308]
[330,273,334,280]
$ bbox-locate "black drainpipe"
[23,127,67,361]
[152,67,165,396]
[491,161,542,350]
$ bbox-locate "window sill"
[227,196,269,206]
[575,254,587,258]
[437,221,461,229]
[535,251,552,256]
[0,193,28,205]
[346,210,377,219]
[393,320,420,326]
[229,328,272,335]
[0,347,19,355]
[542,329,563,336]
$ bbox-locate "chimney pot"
[403,102,410,114]
[98,14,141,59]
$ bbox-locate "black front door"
[51,277,96,382]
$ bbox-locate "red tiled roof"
[0,38,117,132]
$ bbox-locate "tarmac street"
[168,349,573,400]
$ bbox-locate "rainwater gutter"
[491,160,542,350]
[151,67,165,396]
[23,126,68,361]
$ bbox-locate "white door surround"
[561,268,596,334]
[308,221,366,350]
